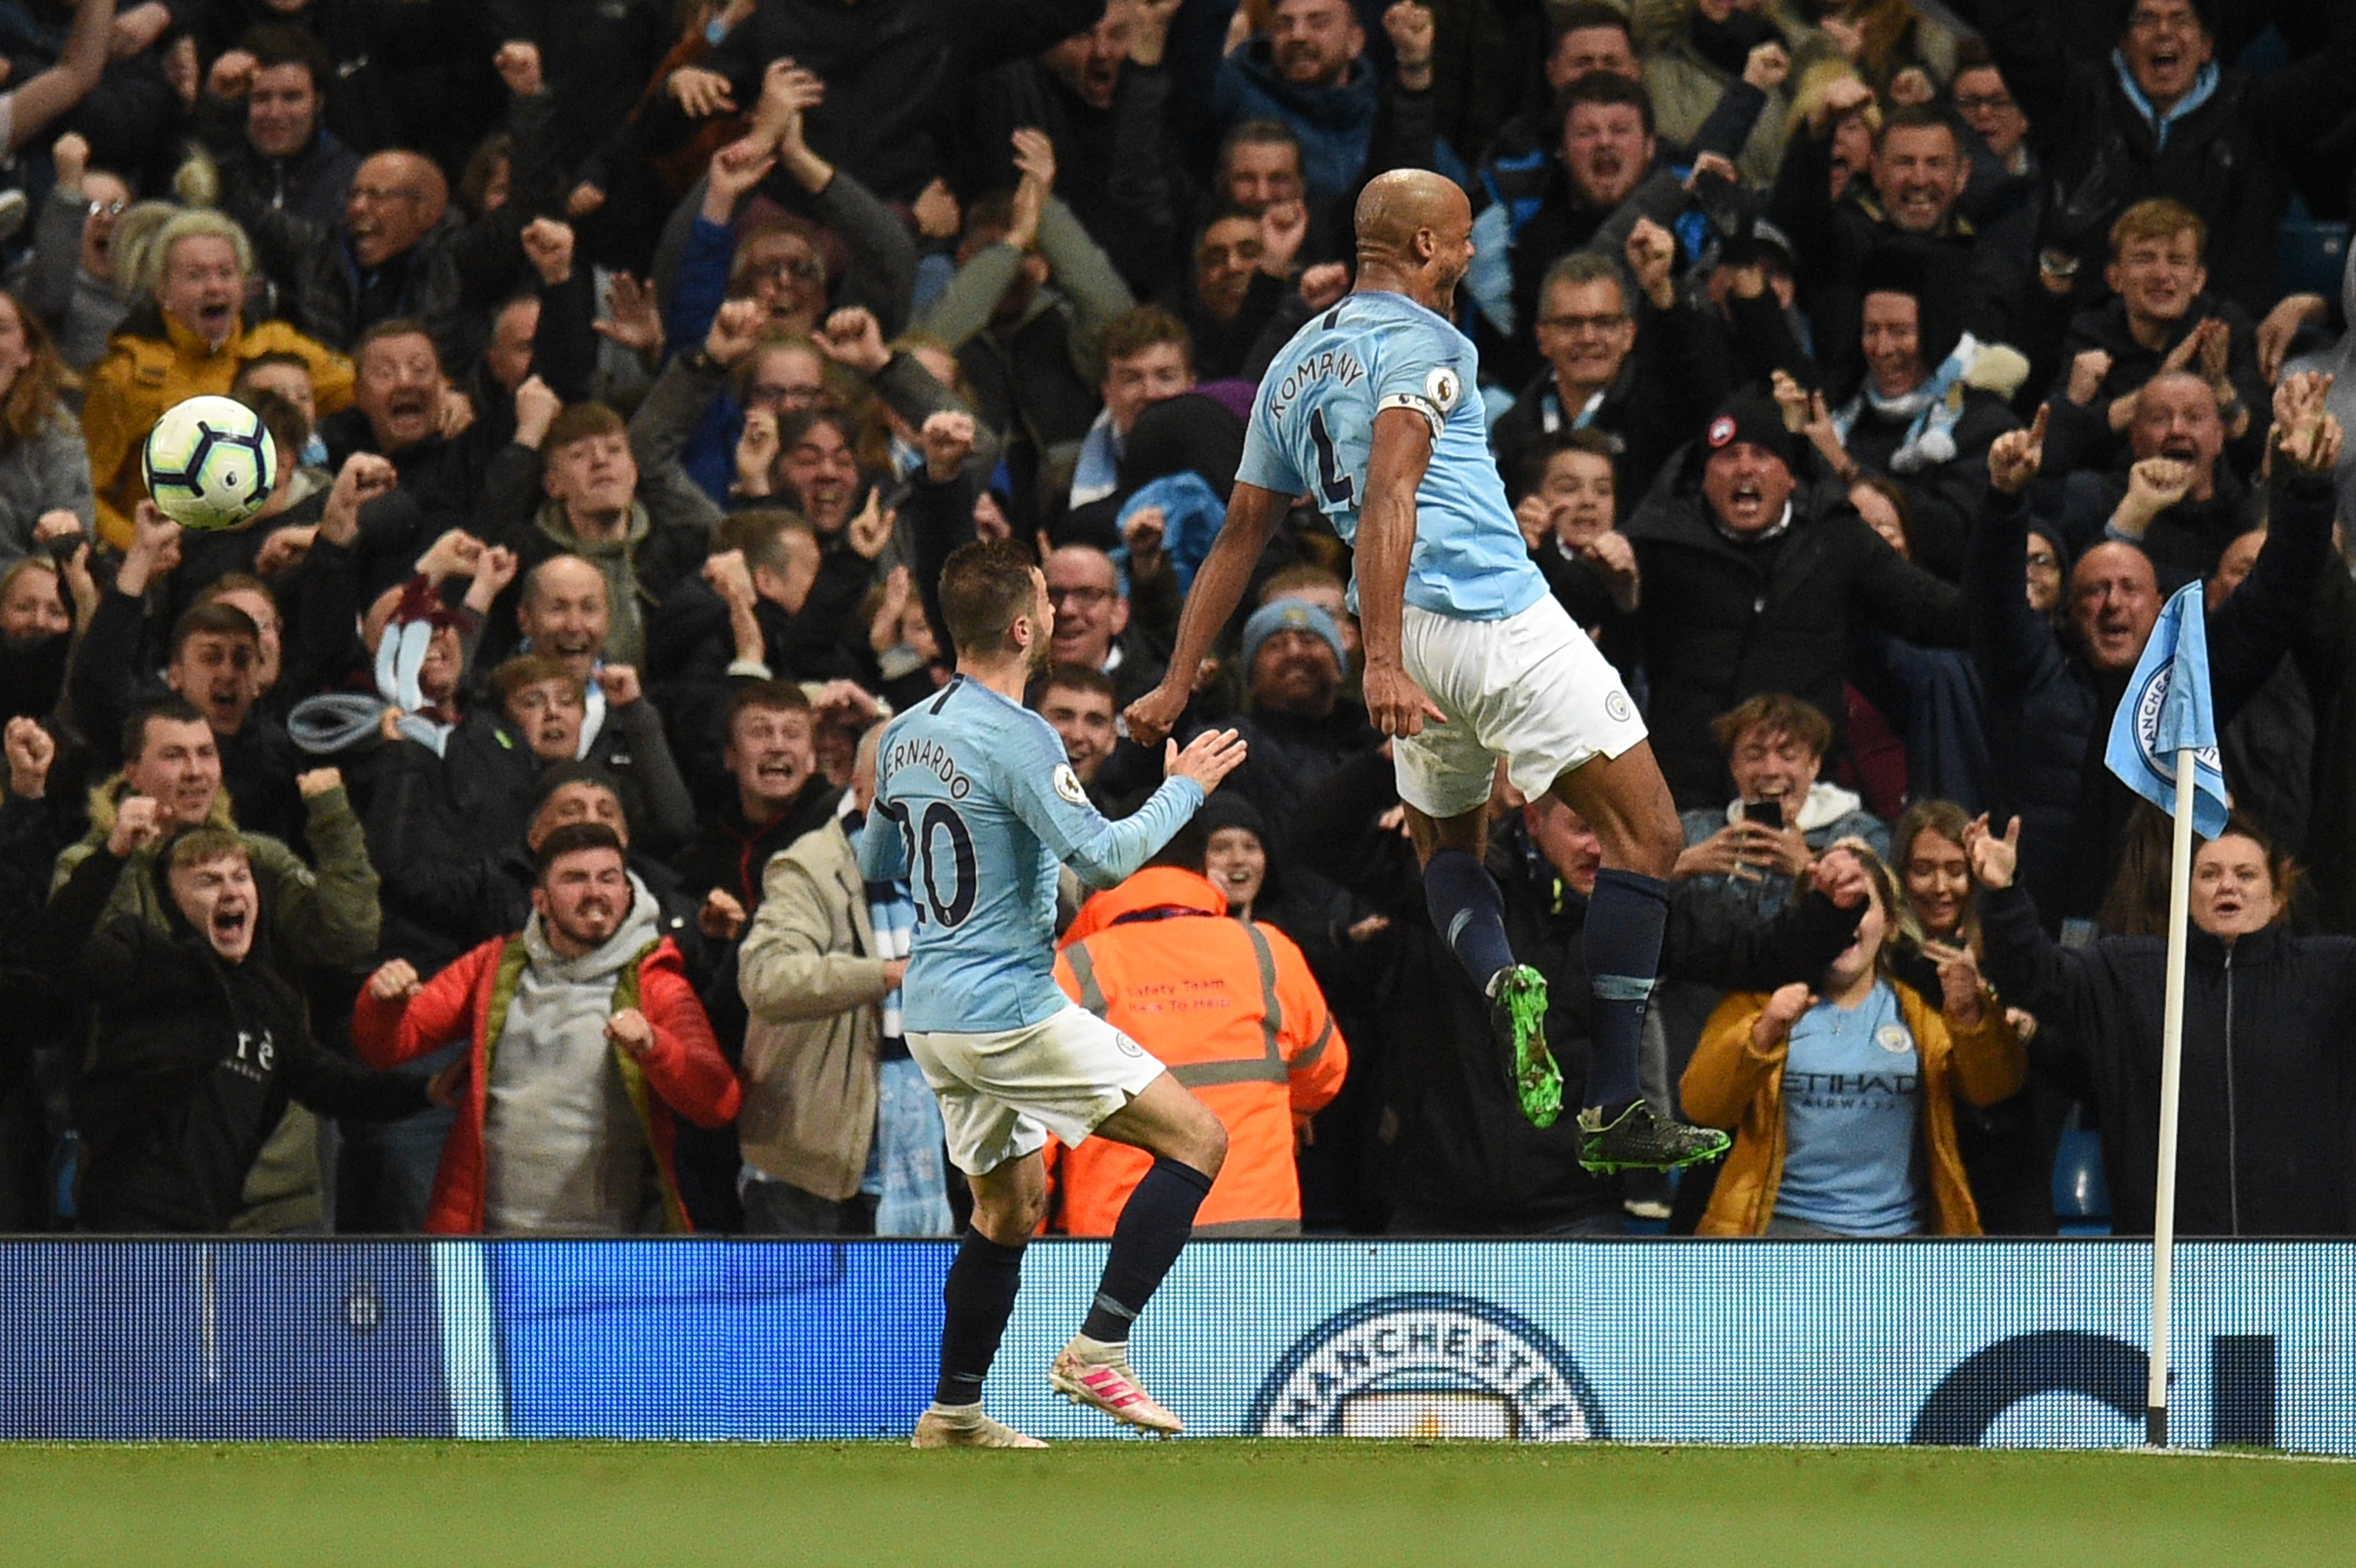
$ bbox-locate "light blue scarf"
[2110,50,2219,152]
[1832,334,1983,474]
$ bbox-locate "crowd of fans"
[0,0,2351,1242]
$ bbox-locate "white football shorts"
[905,1005,1167,1176]
[1393,592,1647,820]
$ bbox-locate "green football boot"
[1488,964,1562,1129]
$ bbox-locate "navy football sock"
[1422,848,1518,992]
[934,1229,1025,1406]
[1583,867,1669,1112]
[1080,1156,1214,1343]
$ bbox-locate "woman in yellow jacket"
[80,210,353,546]
[1680,847,2026,1237]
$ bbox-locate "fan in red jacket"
[352,822,740,1234]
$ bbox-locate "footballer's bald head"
[1354,169,1471,268]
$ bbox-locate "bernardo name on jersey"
[858,677,1203,1037]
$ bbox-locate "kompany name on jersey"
[1266,345,1365,425]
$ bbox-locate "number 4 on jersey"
[1309,407,1356,509]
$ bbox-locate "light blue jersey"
[1775,980,1923,1237]
[1238,289,1548,621]
[856,675,1205,1035]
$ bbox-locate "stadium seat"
[2051,1103,2111,1237]
[2276,193,2350,303]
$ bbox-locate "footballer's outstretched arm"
[1123,481,1289,746]
[1007,724,1246,889]
[1356,405,1447,739]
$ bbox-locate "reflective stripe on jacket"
[1050,867,1345,1234]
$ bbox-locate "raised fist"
[494,41,544,99]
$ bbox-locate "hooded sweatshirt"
[481,874,667,1236]
[537,500,654,669]
[74,888,425,1232]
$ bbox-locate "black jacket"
[645,561,876,818]
[1298,748,1865,1231]
[224,87,565,358]
[350,717,540,973]
[2043,294,2268,486]
[955,56,1182,301]
[671,777,843,1063]
[1624,470,1968,807]
[1982,883,2356,1235]
[1967,471,2336,925]
[1978,0,2356,316]
[1834,387,2020,584]
[1219,700,1381,932]
[192,99,363,232]
[1767,124,2023,388]
[672,777,843,921]
[66,584,309,847]
[698,0,1102,202]
[2292,569,2356,936]
[1488,294,1732,519]
[73,903,425,1232]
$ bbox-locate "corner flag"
[2104,580,2228,839]
[2103,579,2230,1447]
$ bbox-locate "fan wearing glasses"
[12,130,132,376]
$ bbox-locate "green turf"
[1,1441,2347,1567]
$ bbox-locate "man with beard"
[1211,599,1375,936]
[863,538,1246,1447]
[1132,169,1722,1176]
[353,822,740,1235]
[1211,0,1379,206]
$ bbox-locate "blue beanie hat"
[1240,598,1347,674]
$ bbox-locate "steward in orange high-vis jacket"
[1050,865,1345,1235]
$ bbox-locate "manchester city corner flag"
[2104,580,2229,839]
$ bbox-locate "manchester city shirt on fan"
[1773,979,1923,1237]
[1237,289,1548,621]
[857,675,1204,1035]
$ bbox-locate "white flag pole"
[2145,748,2198,1448]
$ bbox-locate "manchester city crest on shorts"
[1054,764,1088,805]
[1247,1292,1607,1440]
[1605,691,1633,724]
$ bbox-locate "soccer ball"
[142,394,278,531]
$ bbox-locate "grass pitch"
[0,1441,2346,1567]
